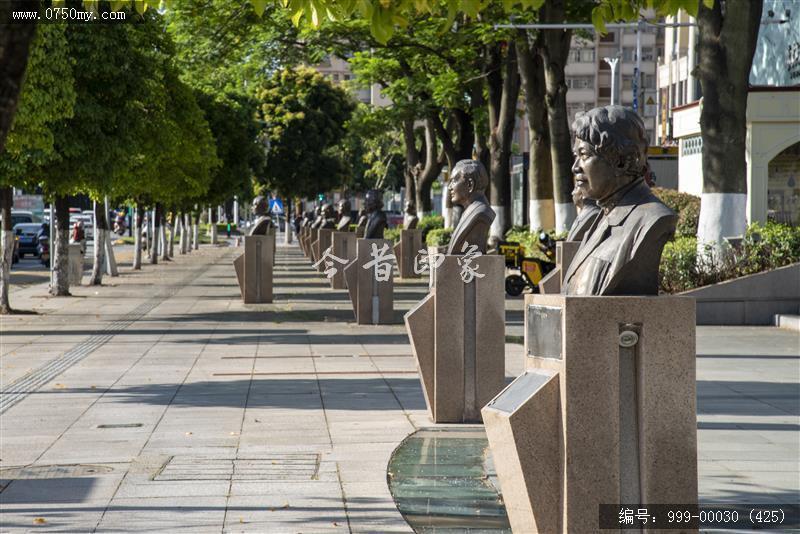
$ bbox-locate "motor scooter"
[502,232,557,296]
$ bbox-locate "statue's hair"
[572,106,648,179]
[366,188,384,209]
[338,199,351,211]
[452,159,489,192]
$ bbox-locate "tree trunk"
[104,226,118,276]
[168,211,177,257]
[415,118,444,217]
[402,117,421,214]
[178,212,186,254]
[50,195,70,296]
[517,32,555,232]
[0,1,39,154]
[486,42,521,243]
[541,0,576,233]
[193,211,200,250]
[210,207,218,244]
[695,0,762,254]
[0,186,14,314]
[158,206,169,261]
[132,205,143,269]
[89,201,106,285]
[150,203,161,264]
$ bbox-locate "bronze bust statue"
[309,206,323,229]
[363,189,388,239]
[447,159,495,254]
[319,203,336,229]
[563,106,676,296]
[249,196,274,235]
[336,199,353,231]
[403,200,419,230]
[566,186,600,242]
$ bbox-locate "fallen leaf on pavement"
[33,517,46,524]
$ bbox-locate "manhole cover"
[154,454,320,482]
[0,464,115,479]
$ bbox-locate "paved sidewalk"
[0,241,797,533]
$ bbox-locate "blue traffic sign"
[269,198,284,214]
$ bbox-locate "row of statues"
[261,105,675,297]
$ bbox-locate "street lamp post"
[603,56,620,105]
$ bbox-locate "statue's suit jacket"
[563,180,676,296]
[364,211,387,239]
[447,196,496,254]
[566,201,601,242]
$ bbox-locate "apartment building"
[565,26,660,145]
[315,55,392,107]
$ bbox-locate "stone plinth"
[68,243,83,285]
[392,229,422,279]
[343,238,394,325]
[405,255,505,423]
[233,234,275,303]
[331,232,357,289]
[312,229,334,273]
[538,240,580,294]
[482,294,698,534]
[298,227,309,256]
[307,229,320,262]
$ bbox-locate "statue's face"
[572,139,623,201]
[448,170,471,206]
[322,204,334,218]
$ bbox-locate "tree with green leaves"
[256,66,355,201]
[0,23,75,312]
[594,0,763,253]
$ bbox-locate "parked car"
[13,222,42,258]
[10,209,40,226]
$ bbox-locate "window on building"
[643,74,656,89]
[682,135,703,156]
[570,50,581,63]
[600,31,616,43]
[581,49,595,62]
[641,47,654,61]
[622,75,633,90]
[599,87,612,98]
[623,47,634,61]
[333,74,340,82]
[566,76,594,89]
[599,60,611,71]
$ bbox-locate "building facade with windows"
[565,26,660,145]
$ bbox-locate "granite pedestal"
[343,238,394,325]
[538,241,580,294]
[312,229,334,273]
[392,229,423,279]
[331,232,357,289]
[233,234,275,304]
[482,294,698,533]
[306,229,320,262]
[405,255,505,423]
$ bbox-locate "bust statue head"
[365,189,383,213]
[571,106,648,202]
[337,199,351,218]
[322,203,335,219]
[404,200,416,216]
[448,159,489,208]
[251,196,269,217]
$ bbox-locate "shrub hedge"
[418,215,444,242]
[426,228,453,247]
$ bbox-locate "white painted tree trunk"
[133,210,143,270]
[0,230,14,313]
[529,199,555,232]
[51,224,70,296]
[554,202,577,234]
[178,215,186,254]
[160,223,168,261]
[697,193,748,259]
[90,228,106,285]
[105,231,118,276]
[192,217,199,250]
[284,215,292,244]
[168,216,176,258]
[210,222,217,244]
